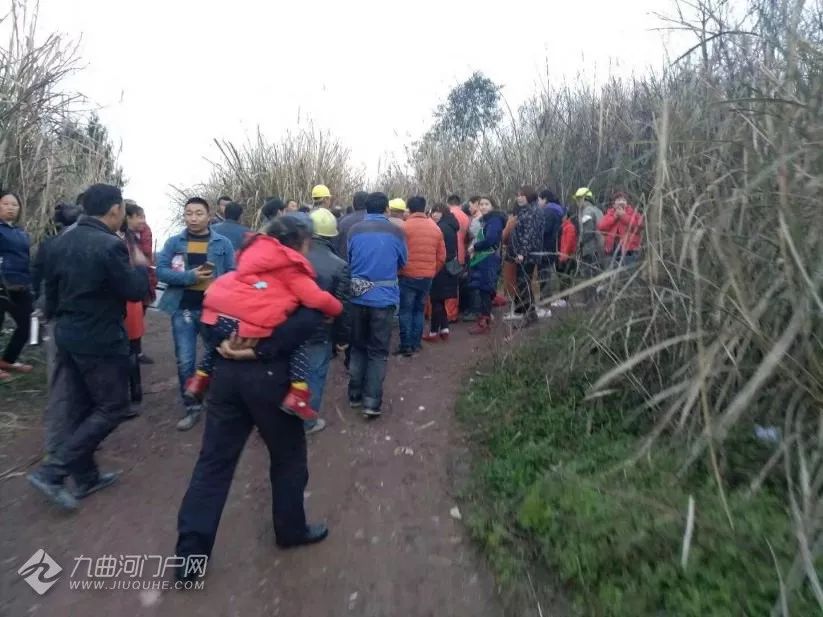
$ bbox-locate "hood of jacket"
[237,234,315,278]
[481,210,507,225]
[437,211,460,236]
[546,202,566,218]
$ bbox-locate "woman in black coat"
[424,204,460,342]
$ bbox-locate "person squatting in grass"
[184,215,343,423]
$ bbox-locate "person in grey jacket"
[573,187,604,301]
[304,208,351,434]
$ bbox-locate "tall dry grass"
[177,125,364,227]
[371,0,823,609]
[580,1,823,609]
[0,0,123,241]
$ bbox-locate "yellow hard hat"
[389,198,407,212]
[311,184,331,200]
[574,187,594,200]
[309,207,338,237]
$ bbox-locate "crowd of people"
[0,181,644,580]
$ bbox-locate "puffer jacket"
[469,211,507,293]
[0,220,31,287]
[510,201,545,264]
[598,205,644,254]
[202,234,342,338]
[400,213,446,279]
[558,218,578,264]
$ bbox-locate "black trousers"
[176,358,309,558]
[39,349,130,484]
[0,287,32,364]
[477,290,493,317]
[129,340,142,403]
[514,262,537,315]
[430,299,449,333]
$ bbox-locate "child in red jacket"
[186,216,343,421]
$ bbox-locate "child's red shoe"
[492,293,509,308]
[422,332,440,343]
[439,329,450,341]
[184,372,211,402]
[281,386,319,422]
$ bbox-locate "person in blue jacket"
[156,197,235,431]
[467,196,507,335]
[346,192,407,418]
[0,190,33,380]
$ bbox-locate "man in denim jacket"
[157,197,235,430]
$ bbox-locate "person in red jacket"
[125,201,157,364]
[597,192,644,267]
[188,216,343,421]
[553,214,579,307]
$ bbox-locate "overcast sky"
[37,0,679,237]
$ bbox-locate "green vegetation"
[457,322,819,617]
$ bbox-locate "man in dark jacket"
[304,208,351,434]
[510,186,545,326]
[31,201,84,457]
[211,201,251,251]
[537,189,565,303]
[28,184,150,511]
[335,191,368,259]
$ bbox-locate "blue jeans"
[171,309,203,405]
[348,305,395,411]
[303,340,333,429]
[398,276,432,351]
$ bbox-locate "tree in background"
[0,0,123,240]
[431,71,502,143]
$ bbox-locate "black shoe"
[138,354,155,365]
[363,408,382,418]
[393,347,411,357]
[27,470,78,510]
[174,566,204,585]
[349,398,363,409]
[74,471,121,499]
[277,523,329,549]
[123,405,141,420]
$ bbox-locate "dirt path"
[0,312,502,617]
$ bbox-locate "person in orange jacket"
[397,196,445,356]
[597,192,644,267]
